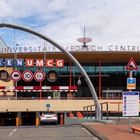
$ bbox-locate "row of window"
[17,64,140,75]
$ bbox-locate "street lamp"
[77,77,81,86]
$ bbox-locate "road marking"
[9,128,17,137]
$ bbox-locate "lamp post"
[77,77,81,86]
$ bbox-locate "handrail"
[83,100,140,120]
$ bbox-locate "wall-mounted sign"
[10,69,59,82]
[55,59,64,68]
[47,70,57,82]
[21,70,33,82]
[46,103,51,109]
[0,58,64,68]
[0,70,9,81]
[11,70,21,81]
[34,70,45,82]
[1,45,140,54]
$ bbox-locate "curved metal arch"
[0,23,101,120]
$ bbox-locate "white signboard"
[123,91,139,116]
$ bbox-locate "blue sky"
[0,0,140,49]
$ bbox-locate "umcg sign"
[0,58,64,67]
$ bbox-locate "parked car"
[40,112,58,124]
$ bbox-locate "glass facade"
[16,62,140,99]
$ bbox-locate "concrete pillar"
[16,112,21,127]
[0,118,4,126]
[19,112,22,126]
[36,112,40,126]
[60,112,64,125]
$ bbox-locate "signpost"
[125,57,138,132]
[123,91,139,116]
[126,57,138,71]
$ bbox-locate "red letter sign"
[55,59,64,68]
[26,59,34,67]
[46,59,54,67]
[36,59,44,67]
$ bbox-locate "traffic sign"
[123,91,139,116]
[11,70,21,81]
[21,70,33,82]
[47,70,57,82]
[126,58,138,70]
[34,70,45,82]
[46,103,51,109]
[127,78,136,90]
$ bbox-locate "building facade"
[0,49,139,100]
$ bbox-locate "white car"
[40,112,58,124]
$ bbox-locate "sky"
[0,0,140,49]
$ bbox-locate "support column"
[99,61,102,99]
[69,61,72,97]
[36,112,40,126]
[40,82,42,99]
[19,112,22,126]
[90,106,92,120]
[60,112,64,125]
[16,112,21,127]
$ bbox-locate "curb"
[81,124,109,140]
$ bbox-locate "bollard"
[36,112,40,126]
[18,112,22,126]
[16,112,22,126]
[16,113,19,127]
[60,113,64,125]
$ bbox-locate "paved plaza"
[0,125,99,140]
[83,122,140,140]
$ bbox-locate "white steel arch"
[0,23,101,120]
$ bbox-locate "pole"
[128,71,132,132]
[43,45,46,99]
[40,81,42,99]
[69,61,72,96]
[14,29,18,100]
[99,61,102,99]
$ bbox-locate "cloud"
[0,0,140,48]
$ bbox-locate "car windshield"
[42,112,55,115]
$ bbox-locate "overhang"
[0,51,139,63]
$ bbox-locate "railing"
[99,97,123,100]
[83,101,140,120]
[83,101,120,120]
